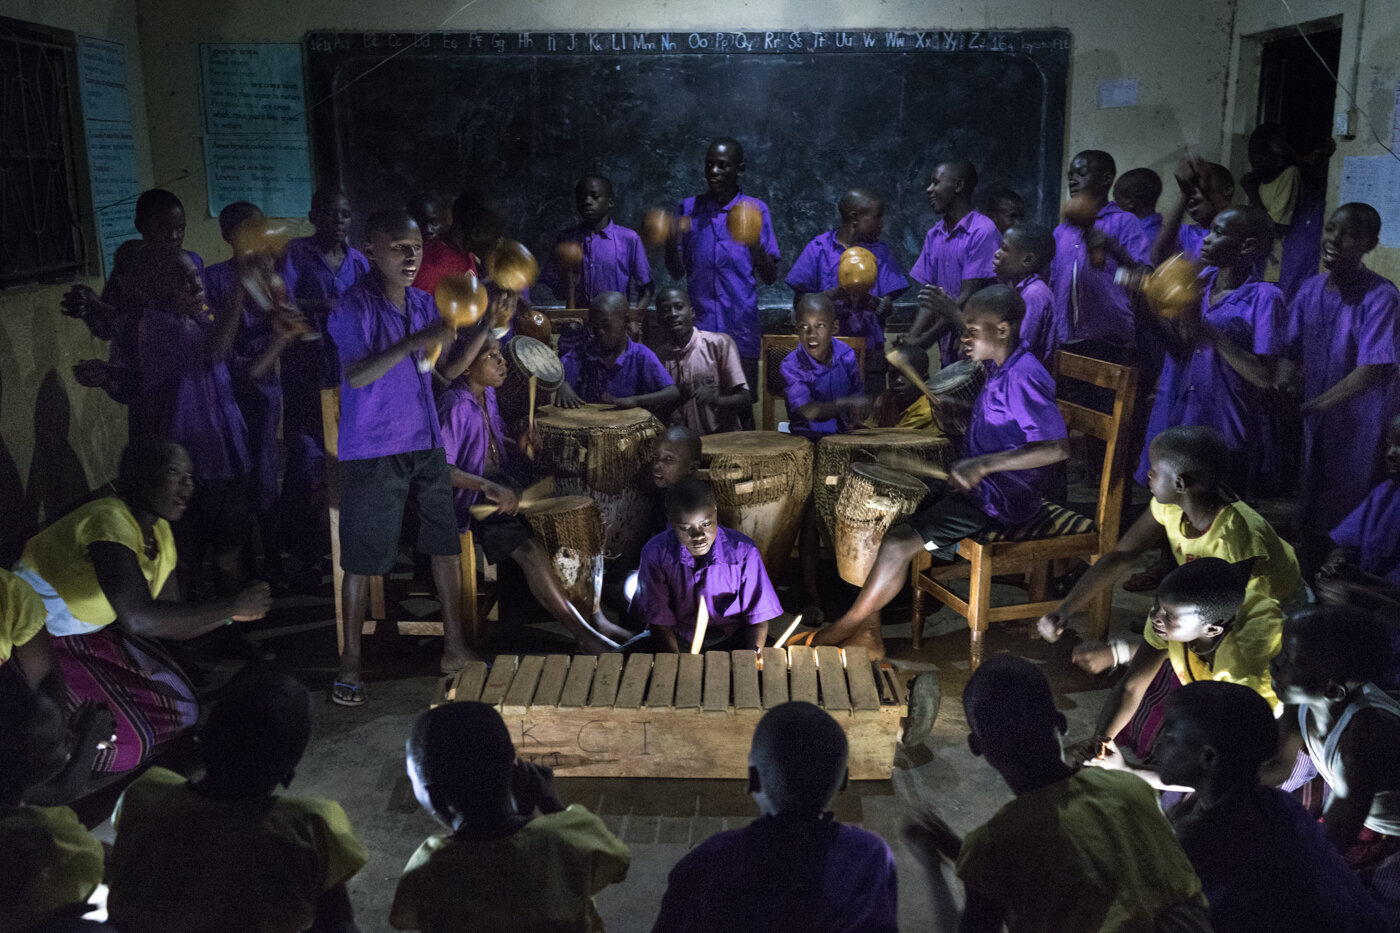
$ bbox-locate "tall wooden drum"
[700,432,813,576]
[813,429,952,539]
[523,496,605,618]
[927,358,987,436]
[834,464,928,585]
[533,404,663,559]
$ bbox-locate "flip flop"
[330,680,366,706]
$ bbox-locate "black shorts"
[903,482,999,560]
[473,513,533,565]
[338,449,460,575]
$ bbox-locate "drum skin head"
[508,336,565,389]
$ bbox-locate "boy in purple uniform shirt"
[983,188,1026,235]
[813,286,1069,660]
[1113,167,1164,244]
[539,174,653,311]
[907,159,999,366]
[557,292,679,415]
[780,295,866,439]
[653,287,750,435]
[665,137,780,413]
[652,701,898,933]
[326,210,471,706]
[629,477,783,654]
[992,222,1058,363]
[1051,150,1152,354]
[785,189,909,364]
[1324,413,1400,589]
[1135,207,1287,490]
[1152,155,1236,266]
[1279,203,1400,574]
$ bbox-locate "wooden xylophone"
[434,647,908,780]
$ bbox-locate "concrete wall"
[0,0,153,555]
[131,0,1238,263]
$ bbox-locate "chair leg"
[910,570,928,652]
[967,549,993,671]
[1086,587,1112,643]
[459,532,479,653]
[1028,563,1050,603]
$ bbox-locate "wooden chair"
[759,334,866,431]
[907,351,1138,669]
[321,388,484,653]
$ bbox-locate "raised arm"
[1038,508,1168,642]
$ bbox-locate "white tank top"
[1300,683,1400,836]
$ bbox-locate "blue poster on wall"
[76,36,142,276]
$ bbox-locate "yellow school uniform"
[896,395,935,430]
[0,568,46,665]
[1149,498,1303,607]
[0,803,105,933]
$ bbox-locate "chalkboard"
[304,29,1070,318]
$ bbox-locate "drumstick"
[690,599,709,654]
[884,349,942,404]
[468,478,556,519]
[772,614,804,649]
[877,451,950,483]
[526,376,538,459]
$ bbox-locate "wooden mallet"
[690,599,710,654]
[885,349,941,405]
[772,613,805,649]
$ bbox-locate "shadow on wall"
[0,361,28,567]
[28,369,92,537]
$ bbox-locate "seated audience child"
[1272,606,1400,910]
[902,654,1209,933]
[907,159,999,364]
[652,702,898,933]
[785,188,909,362]
[436,331,627,653]
[539,174,654,312]
[780,293,866,438]
[1155,681,1390,933]
[1113,166,1164,243]
[653,286,749,435]
[1279,203,1400,575]
[391,701,629,932]
[1321,411,1400,593]
[0,683,107,933]
[983,188,1026,235]
[108,673,368,933]
[992,221,1058,362]
[15,439,271,772]
[327,209,473,705]
[869,344,935,430]
[1134,205,1286,491]
[415,191,485,296]
[406,192,444,243]
[814,286,1068,659]
[557,291,679,414]
[646,425,703,536]
[1051,149,1153,354]
[630,477,783,654]
[1152,154,1236,266]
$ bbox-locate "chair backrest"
[1050,351,1138,545]
[759,334,867,431]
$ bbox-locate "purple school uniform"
[538,221,651,306]
[1177,224,1207,261]
[436,384,508,533]
[967,347,1067,525]
[633,525,783,645]
[561,338,673,404]
[1139,212,1163,244]
[1281,270,1400,533]
[327,283,442,462]
[785,231,909,351]
[1016,273,1059,363]
[675,191,780,359]
[780,340,863,438]
[1135,273,1287,485]
[1050,203,1151,347]
[137,306,249,481]
[1331,478,1400,585]
[910,210,999,365]
[206,260,282,512]
[278,237,369,387]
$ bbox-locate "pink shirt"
[656,328,747,435]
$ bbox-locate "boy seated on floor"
[652,701,898,933]
[392,701,629,931]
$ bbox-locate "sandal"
[330,680,366,706]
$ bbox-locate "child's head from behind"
[838,189,885,243]
[198,673,311,794]
[0,681,72,806]
[1112,168,1163,218]
[217,201,264,245]
[406,193,442,242]
[926,160,977,214]
[134,189,186,248]
[887,344,930,406]
[1067,150,1116,199]
[575,174,615,226]
[984,189,1026,234]
[655,287,695,343]
[1150,557,1249,646]
[588,291,631,354]
[362,209,423,290]
[795,293,838,363]
[1386,412,1400,476]
[1321,203,1381,272]
[1155,681,1277,791]
[1200,206,1274,269]
[960,284,1024,362]
[309,187,352,243]
[1146,425,1228,506]
[1187,163,1235,227]
[748,702,848,817]
[466,337,507,390]
[963,654,1067,776]
[1270,606,1391,705]
[993,222,1054,283]
[665,476,719,560]
[407,702,515,828]
[653,426,701,489]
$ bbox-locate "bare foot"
[1071,641,1115,675]
[840,617,886,662]
[441,646,484,675]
